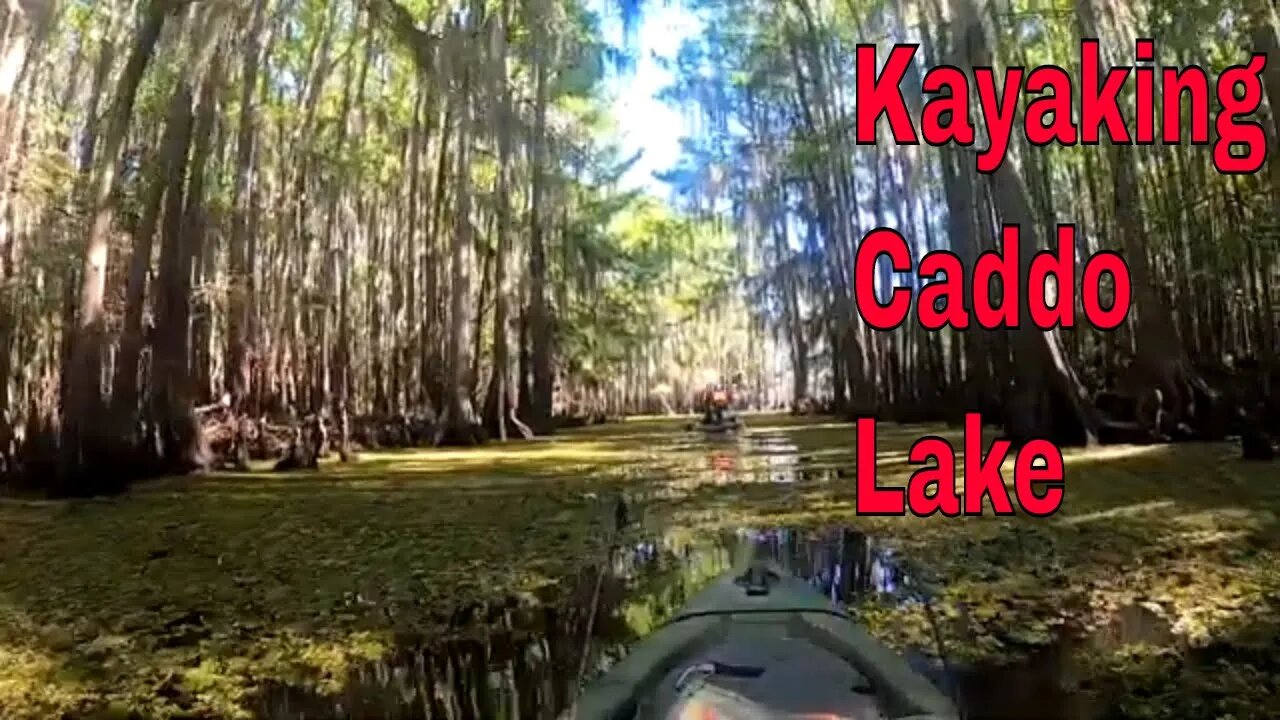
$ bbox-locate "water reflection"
[707,450,737,484]
[677,433,839,487]
[747,434,799,456]
[736,526,919,605]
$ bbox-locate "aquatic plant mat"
[2,414,1277,718]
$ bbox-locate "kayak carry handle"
[710,660,765,677]
[734,563,778,596]
[674,661,766,692]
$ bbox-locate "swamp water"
[253,433,1178,720]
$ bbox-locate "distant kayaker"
[699,382,734,424]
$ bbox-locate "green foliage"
[556,191,738,382]
[0,440,635,719]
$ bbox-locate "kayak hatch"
[563,548,959,720]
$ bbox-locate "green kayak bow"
[563,548,960,720]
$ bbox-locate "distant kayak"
[692,415,744,434]
[563,550,959,719]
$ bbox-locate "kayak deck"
[564,554,958,720]
[641,618,890,718]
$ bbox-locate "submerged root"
[432,401,488,447]
[432,422,488,447]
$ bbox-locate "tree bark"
[527,1,554,433]
[150,82,202,473]
[112,85,192,427]
[226,0,271,417]
[58,0,170,495]
[953,0,1101,445]
[436,19,483,444]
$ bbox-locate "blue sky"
[595,0,703,195]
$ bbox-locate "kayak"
[694,415,744,434]
[563,549,959,720]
